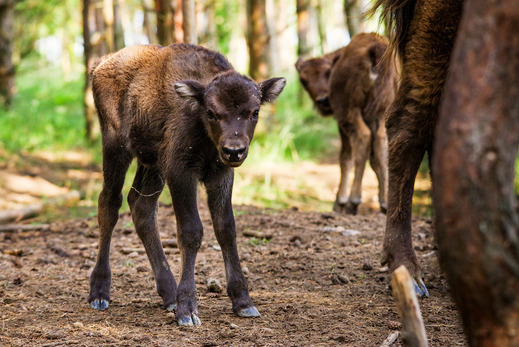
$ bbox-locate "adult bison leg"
[127,164,177,311]
[89,139,133,310]
[382,101,429,296]
[333,126,353,213]
[205,169,259,318]
[168,174,203,326]
[434,0,519,344]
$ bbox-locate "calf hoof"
[333,201,359,215]
[237,306,261,318]
[90,299,109,311]
[412,278,429,297]
[166,303,177,312]
[177,314,201,327]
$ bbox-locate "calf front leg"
[205,170,259,318]
[338,110,371,215]
[89,145,132,310]
[128,164,177,311]
[333,126,353,213]
[169,175,203,326]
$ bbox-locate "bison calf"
[296,33,397,215]
[88,43,285,326]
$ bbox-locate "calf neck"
[88,43,285,326]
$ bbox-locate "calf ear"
[259,77,286,104]
[174,80,205,106]
[295,57,304,72]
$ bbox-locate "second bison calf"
[296,33,397,214]
[88,43,286,326]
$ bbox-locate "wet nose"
[316,96,329,106]
[222,146,246,162]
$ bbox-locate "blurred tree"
[0,0,15,107]
[113,0,125,50]
[154,0,175,45]
[296,0,310,58]
[142,0,157,44]
[246,0,269,81]
[344,0,363,37]
[182,0,196,44]
[198,0,217,49]
[173,0,183,42]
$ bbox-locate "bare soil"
[0,152,466,346]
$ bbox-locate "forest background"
[0,0,442,221]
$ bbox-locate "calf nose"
[316,96,329,106]
[222,146,246,162]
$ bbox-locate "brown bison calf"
[88,43,285,326]
[296,33,397,215]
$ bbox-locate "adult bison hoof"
[90,299,109,311]
[166,303,177,312]
[177,314,202,326]
[237,306,261,318]
[412,277,429,297]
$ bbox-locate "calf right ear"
[174,80,205,106]
[259,77,286,104]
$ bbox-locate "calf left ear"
[174,80,206,106]
[259,77,286,104]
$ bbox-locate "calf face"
[295,56,336,115]
[175,71,285,167]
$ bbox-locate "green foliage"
[0,60,90,153]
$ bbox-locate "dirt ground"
[0,153,466,346]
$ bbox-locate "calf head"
[175,71,286,167]
[295,56,336,115]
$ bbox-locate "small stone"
[207,278,223,293]
[72,322,84,329]
[362,262,373,271]
[230,323,239,329]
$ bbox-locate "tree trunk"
[434,0,519,345]
[344,0,362,38]
[103,0,115,52]
[155,0,175,45]
[296,0,310,57]
[173,0,183,42]
[315,0,327,54]
[0,0,15,108]
[182,0,197,44]
[199,0,216,48]
[113,0,125,50]
[246,0,269,81]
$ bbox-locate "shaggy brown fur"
[88,43,286,326]
[370,0,464,295]
[296,33,398,214]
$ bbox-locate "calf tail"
[366,0,417,61]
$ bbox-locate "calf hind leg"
[370,120,388,214]
[128,164,177,311]
[89,146,132,310]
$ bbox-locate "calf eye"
[207,109,215,120]
[252,110,259,120]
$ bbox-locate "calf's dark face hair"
[87,43,285,327]
[175,71,283,167]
